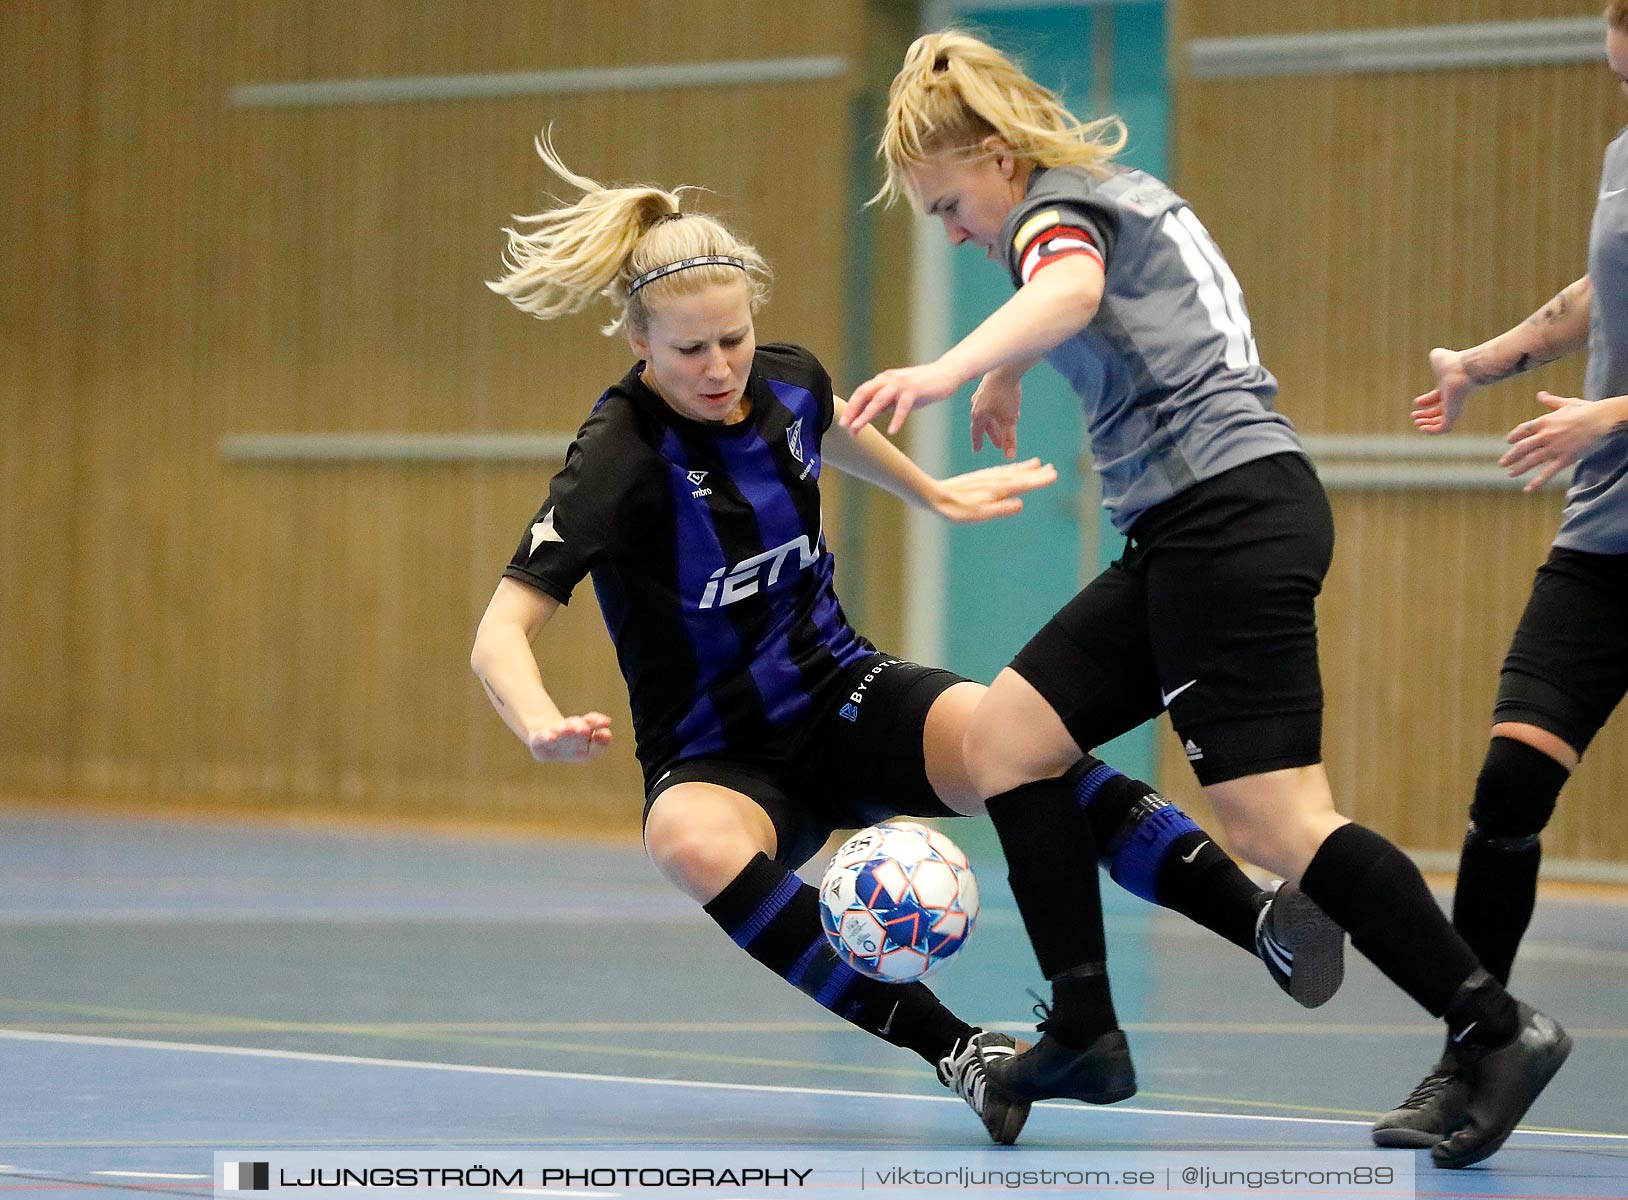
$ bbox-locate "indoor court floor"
[1,807,1624,1198]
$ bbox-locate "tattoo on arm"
[1462,348,1526,386]
[1466,280,1586,385]
[480,676,506,709]
[1523,287,1573,330]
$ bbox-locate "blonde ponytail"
[489,130,771,336]
[874,30,1127,208]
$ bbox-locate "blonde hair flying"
[875,29,1127,208]
[488,130,771,336]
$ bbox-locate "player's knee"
[1201,805,1307,878]
[961,720,1010,797]
[1467,735,1569,850]
[644,817,759,901]
[963,716,1071,800]
[1210,817,1275,874]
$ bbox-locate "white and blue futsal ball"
[817,821,979,982]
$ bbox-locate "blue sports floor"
[0,808,1624,1198]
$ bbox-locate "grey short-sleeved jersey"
[1561,128,1628,555]
[999,166,1305,532]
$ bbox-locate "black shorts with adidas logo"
[1011,451,1332,786]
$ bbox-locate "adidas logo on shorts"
[1184,738,1204,762]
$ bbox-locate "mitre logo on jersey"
[786,418,805,464]
[699,532,821,609]
[687,469,712,498]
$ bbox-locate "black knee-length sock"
[1069,759,1264,953]
[986,776,1117,1047]
[702,853,973,1066]
[1299,823,1517,1048]
[1452,737,1570,984]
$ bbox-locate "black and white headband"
[627,254,749,296]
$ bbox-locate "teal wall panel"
[940,3,1167,782]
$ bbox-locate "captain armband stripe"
[1017,224,1104,285]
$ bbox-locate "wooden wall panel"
[1165,5,1627,864]
[2,0,865,831]
[0,3,84,795]
[1183,0,1598,39]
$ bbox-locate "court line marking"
[3,1006,1625,1121]
[2,1029,1623,1145]
[17,1019,1628,1038]
[4,998,1626,1041]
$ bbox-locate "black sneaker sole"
[990,1054,1138,1105]
[978,1037,1033,1146]
[1371,1126,1446,1149]
[1431,1029,1573,1170]
[988,1099,1032,1145]
[1053,1079,1138,1105]
[1272,887,1346,1009]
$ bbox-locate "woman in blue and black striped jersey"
[470,130,1340,1146]
[845,29,1570,1169]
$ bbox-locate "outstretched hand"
[525,713,614,763]
[1499,391,1605,492]
[970,370,1023,459]
[841,360,964,435]
[1411,347,1476,434]
[929,457,1058,524]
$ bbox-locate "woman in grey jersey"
[1373,1,1628,1152]
[843,29,1571,1169]
[471,132,1323,1147]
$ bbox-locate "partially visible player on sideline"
[470,132,1344,1145]
[1372,0,1628,1152]
[844,30,1570,1168]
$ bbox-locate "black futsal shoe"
[938,1030,1031,1145]
[1255,880,1347,1008]
[1431,1003,1572,1169]
[983,1028,1137,1105]
[1371,1047,1470,1148]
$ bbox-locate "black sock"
[1452,737,1569,985]
[986,776,1117,1047]
[1299,823,1514,1046]
[702,853,972,1066]
[1453,832,1541,987]
[1070,759,1263,953]
[1442,967,1522,1052]
[1153,832,1266,954]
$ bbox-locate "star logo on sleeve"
[529,509,563,553]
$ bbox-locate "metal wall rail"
[229,56,850,109]
[220,433,574,463]
[1189,17,1601,80]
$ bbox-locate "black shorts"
[1494,545,1628,754]
[1011,452,1334,786]
[642,653,966,869]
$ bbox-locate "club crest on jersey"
[686,469,712,498]
[786,418,805,464]
[699,531,820,609]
